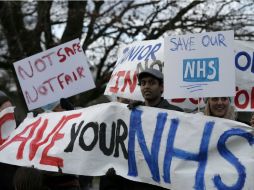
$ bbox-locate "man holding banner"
[135,67,183,112]
[119,68,183,190]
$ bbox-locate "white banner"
[164,30,235,99]
[0,103,253,190]
[13,39,95,110]
[104,39,164,101]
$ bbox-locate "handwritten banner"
[104,39,164,101]
[13,39,95,110]
[0,103,253,189]
[164,30,235,99]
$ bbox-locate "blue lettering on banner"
[183,58,219,82]
[116,43,162,65]
[128,108,168,182]
[235,51,254,73]
[214,128,254,190]
[127,108,253,189]
[163,120,214,190]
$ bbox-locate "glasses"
[210,97,229,102]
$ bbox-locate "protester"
[204,97,237,120]
[128,68,183,111]
[128,68,183,189]
[0,90,18,190]
[13,167,49,190]
[100,68,183,190]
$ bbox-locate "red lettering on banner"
[121,71,137,93]
[110,71,126,93]
[171,98,202,105]
[251,87,254,109]
[109,70,137,94]
[40,113,81,167]
[29,119,48,160]
[0,112,15,144]
[0,118,42,159]
[0,113,82,167]
[234,86,254,110]
[190,98,202,105]
[235,86,249,109]
[171,98,185,103]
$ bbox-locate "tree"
[0,0,253,118]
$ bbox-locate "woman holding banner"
[204,97,237,120]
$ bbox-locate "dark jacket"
[0,163,17,190]
[100,175,169,190]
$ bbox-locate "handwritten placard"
[104,39,164,101]
[164,31,235,99]
[13,39,95,110]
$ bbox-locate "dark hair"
[13,167,48,190]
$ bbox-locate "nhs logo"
[183,58,219,82]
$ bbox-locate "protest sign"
[0,102,253,189]
[169,40,254,112]
[104,39,164,101]
[164,30,235,99]
[13,39,95,110]
[0,107,15,145]
[234,40,254,111]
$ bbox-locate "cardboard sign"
[104,39,164,101]
[13,39,95,110]
[164,31,235,99]
[0,103,253,190]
